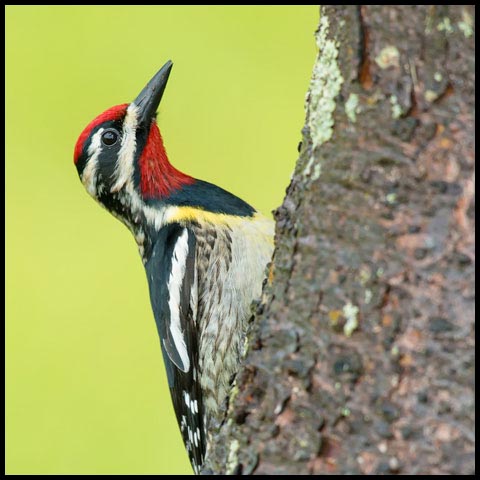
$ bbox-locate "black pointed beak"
[132,60,173,127]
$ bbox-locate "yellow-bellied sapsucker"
[73,61,274,473]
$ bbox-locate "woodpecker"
[73,61,274,473]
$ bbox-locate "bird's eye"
[101,129,119,146]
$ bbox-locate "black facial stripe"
[75,119,124,177]
[132,122,151,192]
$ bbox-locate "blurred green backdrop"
[6,5,317,475]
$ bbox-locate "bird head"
[74,60,194,231]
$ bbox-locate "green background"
[6,5,317,475]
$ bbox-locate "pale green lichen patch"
[375,46,400,70]
[345,93,359,123]
[389,95,402,119]
[386,192,397,204]
[458,9,473,38]
[312,163,321,180]
[226,439,240,474]
[306,13,343,150]
[434,72,443,82]
[425,90,439,102]
[364,289,373,305]
[303,156,322,181]
[341,407,351,417]
[437,17,454,34]
[425,14,434,34]
[359,266,371,285]
[343,302,359,337]
[228,381,240,408]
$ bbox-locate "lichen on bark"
[306,9,344,150]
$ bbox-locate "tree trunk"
[202,5,475,475]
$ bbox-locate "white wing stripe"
[167,229,191,371]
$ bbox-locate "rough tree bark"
[202,5,475,475]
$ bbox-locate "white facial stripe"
[82,128,104,197]
[111,104,139,193]
[168,229,191,372]
[83,103,168,232]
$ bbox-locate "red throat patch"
[74,104,128,164]
[139,122,194,199]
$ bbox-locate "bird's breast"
[190,214,274,416]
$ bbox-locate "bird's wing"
[144,223,206,473]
